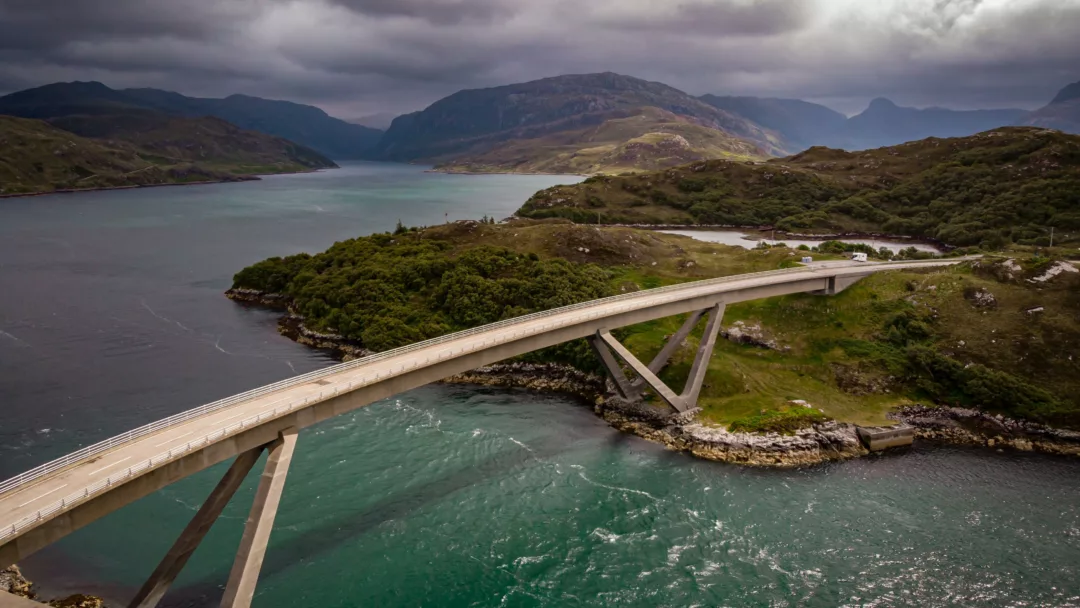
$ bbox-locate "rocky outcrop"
[891,405,1080,456]
[277,316,373,361]
[596,397,868,467]
[224,288,290,310]
[443,363,606,399]
[1,565,34,598]
[1,566,107,607]
[723,320,785,351]
[48,596,105,608]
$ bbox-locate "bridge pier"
[593,303,725,413]
[128,447,265,608]
[221,428,297,608]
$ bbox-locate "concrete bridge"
[0,259,963,607]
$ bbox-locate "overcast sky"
[1,0,1078,118]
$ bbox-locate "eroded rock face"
[723,320,784,350]
[224,288,290,309]
[595,399,868,467]
[1029,261,1079,283]
[444,363,606,399]
[48,595,105,608]
[892,405,1080,456]
[1,565,34,599]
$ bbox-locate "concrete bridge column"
[128,446,266,608]
[220,428,298,608]
[630,309,706,389]
[594,303,725,414]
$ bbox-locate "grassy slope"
[0,114,336,196]
[436,107,765,175]
[231,220,1080,431]
[377,73,786,162]
[48,113,335,173]
[518,127,1080,249]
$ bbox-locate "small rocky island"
[227,220,1080,466]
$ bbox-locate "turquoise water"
[2,163,1079,607]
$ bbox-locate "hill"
[0,115,334,196]
[375,72,785,168]
[698,95,847,151]
[436,106,765,175]
[48,112,334,171]
[1024,80,1080,134]
[517,127,1080,249]
[0,81,381,159]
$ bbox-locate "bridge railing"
[0,260,952,502]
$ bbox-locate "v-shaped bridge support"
[590,303,725,413]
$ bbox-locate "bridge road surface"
[0,259,965,565]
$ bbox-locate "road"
[0,259,965,562]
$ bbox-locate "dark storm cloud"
[329,0,519,24]
[0,0,1077,117]
[0,0,252,50]
[594,0,812,36]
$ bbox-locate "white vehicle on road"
[852,252,868,262]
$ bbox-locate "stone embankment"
[892,405,1080,456]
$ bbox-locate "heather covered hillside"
[519,127,1080,249]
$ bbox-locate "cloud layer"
[0,0,1077,117]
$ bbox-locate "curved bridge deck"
[0,259,962,568]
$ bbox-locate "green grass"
[728,407,831,434]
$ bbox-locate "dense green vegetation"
[231,221,1080,432]
[519,127,1080,249]
[233,231,613,368]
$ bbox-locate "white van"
[852,252,868,262]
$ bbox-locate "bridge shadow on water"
[158,419,617,607]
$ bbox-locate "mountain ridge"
[0,82,381,159]
[375,72,786,164]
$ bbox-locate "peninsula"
[226,219,1080,465]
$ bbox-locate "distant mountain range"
[0,81,382,159]
[2,75,1078,184]
[699,92,1080,153]
[696,95,848,151]
[375,73,1080,173]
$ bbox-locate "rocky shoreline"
[225,288,1080,467]
[1,565,105,607]
[892,405,1080,457]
